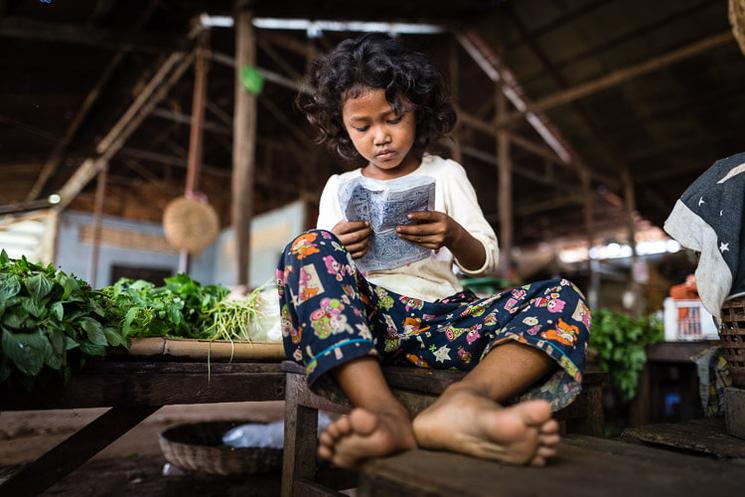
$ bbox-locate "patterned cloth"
[276,230,591,411]
[664,151,745,318]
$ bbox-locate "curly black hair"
[297,33,457,164]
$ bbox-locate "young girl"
[276,34,590,468]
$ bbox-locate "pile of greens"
[0,250,126,388]
[1,250,268,388]
[590,308,664,400]
[100,274,228,339]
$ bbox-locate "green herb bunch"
[0,250,127,388]
[590,308,664,401]
[101,273,228,339]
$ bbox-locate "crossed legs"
[318,341,560,468]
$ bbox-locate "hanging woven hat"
[731,0,745,56]
[163,196,219,253]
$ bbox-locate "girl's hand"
[332,220,371,259]
[395,211,463,250]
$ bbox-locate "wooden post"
[581,169,598,309]
[232,8,257,286]
[449,37,462,163]
[496,86,512,277]
[179,31,209,274]
[623,167,643,316]
[88,163,108,287]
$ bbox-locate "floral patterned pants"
[276,230,591,410]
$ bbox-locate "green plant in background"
[590,308,664,401]
[0,250,127,389]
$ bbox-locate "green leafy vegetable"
[0,250,127,388]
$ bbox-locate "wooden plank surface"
[621,417,745,460]
[0,361,285,410]
[358,435,743,497]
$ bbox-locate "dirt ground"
[0,401,286,496]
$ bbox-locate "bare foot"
[412,386,559,466]
[317,407,417,468]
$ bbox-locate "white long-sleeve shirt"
[317,154,499,302]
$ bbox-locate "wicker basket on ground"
[720,297,745,387]
[159,421,283,475]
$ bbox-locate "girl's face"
[342,87,419,179]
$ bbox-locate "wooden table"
[0,359,285,497]
[630,341,718,425]
[358,435,743,497]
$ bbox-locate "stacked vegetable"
[0,251,268,388]
[0,250,126,388]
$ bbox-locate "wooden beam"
[185,33,209,195]
[211,51,312,94]
[25,1,162,201]
[150,107,231,135]
[622,167,643,316]
[496,87,512,275]
[180,32,210,274]
[119,147,229,178]
[449,37,462,163]
[53,51,195,211]
[493,30,735,128]
[88,163,107,286]
[258,36,302,80]
[261,31,321,59]
[0,16,188,53]
[232,9,257,286]
[515,194,585,217]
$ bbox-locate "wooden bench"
[356,435,743,497]
[281,360,606,497]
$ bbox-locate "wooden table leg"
[0,405,160,497]
[282,373,320,497]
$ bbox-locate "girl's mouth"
[376,150,396,160]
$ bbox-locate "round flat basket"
[731,0,745,56]
[720,296,745,387]
[159,421,283,475]
[162,196,219,253]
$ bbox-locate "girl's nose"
[373,126,390,145]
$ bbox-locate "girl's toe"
[319,431,335,448]
[530,455,546,467]
[318,444,334,461]
[539,419,560,435]
[539,433,560,447]
[537,446,557,459]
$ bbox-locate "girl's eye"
[353,125,369,132]
[387,116,403,124]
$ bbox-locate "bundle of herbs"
[100,274,228,339]
[0,250,126,388]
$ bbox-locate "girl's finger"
[398,233,441,244]
[339,228,370,245]
[397,223,439,236]
[350,248,368,259]
[345,240,368,253]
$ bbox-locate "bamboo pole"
[496,87,512,277]
[179,32,210,274]
[232,8,257,286]
[623,167,643,316]
[449,37,462,163]
[88,163,108,287]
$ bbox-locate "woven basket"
[162,196,219,253]
[720,296,745,387]
[159,421,283,475]
[730,0,745,56]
